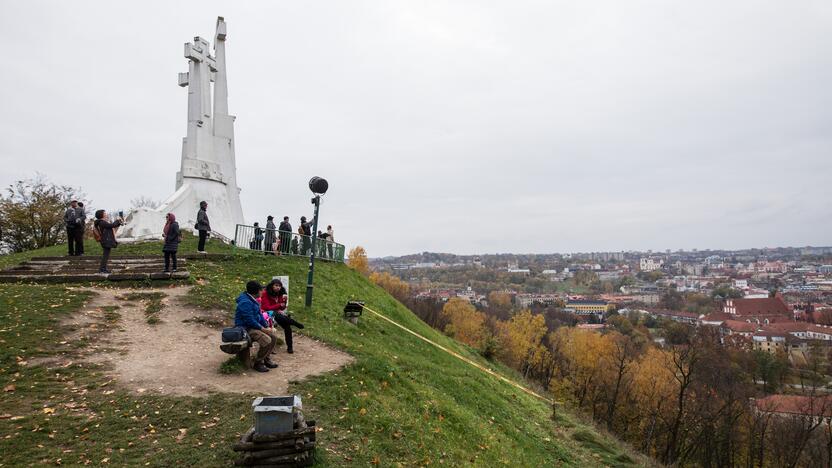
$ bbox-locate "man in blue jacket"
[235,281,279,373]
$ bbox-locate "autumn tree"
[369,271,410,303]
[441,298,490,352]
[603,332,640,430]
[548,328,612,411]
[487,291,512,310]
[499,310,551,379]
[0,174,85,253]
[347,246,370,276]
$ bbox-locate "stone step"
[25,258,187,265]
[0,253,191,283]
[0,271,190,283]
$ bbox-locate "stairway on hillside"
[0,255,192,283]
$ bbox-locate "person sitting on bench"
[260,279,305,354]
[235,280,279,373]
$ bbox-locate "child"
[260,279,304,353]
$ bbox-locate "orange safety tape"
[361,304,554,405]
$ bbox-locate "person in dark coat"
[260,279,304,354]
[74,202,86,256]
[299,216,312,255]
[264,216,276,255]
[93,209,123,274]
[162,212,181,272]
[252,222,264,251]
[195,201,210,253]
[64,200,79,256]
[278,216,292,254]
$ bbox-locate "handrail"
[232,224,345,263]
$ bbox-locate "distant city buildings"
[639,257,664,272]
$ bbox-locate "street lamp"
[305,177,328,307]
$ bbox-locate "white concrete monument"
[122,17,244,241]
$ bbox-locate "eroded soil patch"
[60,286,353,396]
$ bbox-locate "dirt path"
[64,286,354,396]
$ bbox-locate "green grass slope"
[0,236,648,467]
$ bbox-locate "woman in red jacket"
[260,279,304,353]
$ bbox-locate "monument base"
[121,181,240,243]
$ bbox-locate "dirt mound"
[65,286,353,396]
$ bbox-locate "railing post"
[233,224,239,251]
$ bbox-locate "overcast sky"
[1,1,830,256]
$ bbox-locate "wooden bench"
[220,275,289,368]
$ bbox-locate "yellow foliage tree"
[347,246,370,276]
[442,298,488,350]
[369,271,411,303]
[548,327,614,409]
[499,310,551,378]
[487,291,512,310]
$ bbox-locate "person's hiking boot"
[163,269,170,273]
[296,322,305,329]
[253,362,270,373]
[264,359,279,369]
[286,348,294,354]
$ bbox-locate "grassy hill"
[0,235,648,466]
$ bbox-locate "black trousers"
[99,247,111,272]
[66,227,76,256]
[164,251,177,271]
[273,313,303,351]
[74,226,85,256]
[198,230,208,251]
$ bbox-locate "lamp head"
[308,177,329,195]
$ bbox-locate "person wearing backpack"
[93,210,124,274]
[162,212,181,273]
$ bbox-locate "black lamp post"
[305,177,328,307]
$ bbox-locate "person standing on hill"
[64,200,79,256]
[264,216,276,255]
[260,279,304,354]
[299,216,313,255]
[162,212,181,273]
[326,225,334,259]
[93,210,123,274]
[234,281,279,373]
[252,222,264,251]
[278,216,292,254]
[74,202,86,256]
[195,201,210,253]
[317,230,329,258]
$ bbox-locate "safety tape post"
[361,304,553,405]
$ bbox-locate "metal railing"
[233,224,345,262]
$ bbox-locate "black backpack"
[221,326,249,343]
